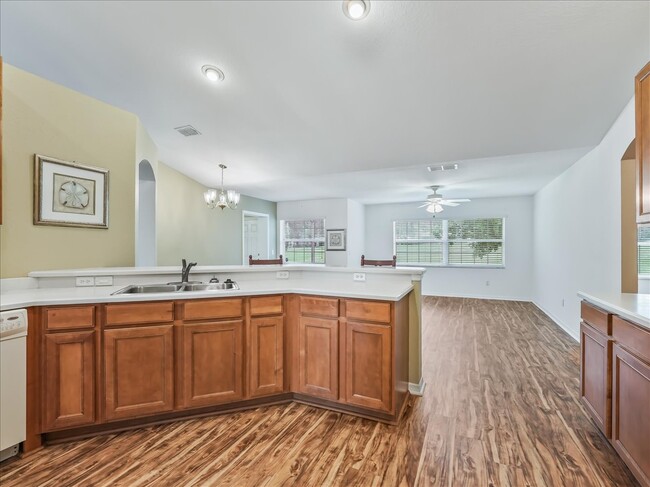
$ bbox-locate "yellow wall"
[156,162,277,266]
[1,64,137,277]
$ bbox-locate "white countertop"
[578,292,650,331]
[0,278,414,311]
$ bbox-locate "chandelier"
[204,164,240,210]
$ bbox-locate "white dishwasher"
[0,309,28,462]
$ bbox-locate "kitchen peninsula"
[0,265,424,453]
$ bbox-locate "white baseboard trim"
[532,301,579,342]
[408,378,426,396]
[423,292,532,302]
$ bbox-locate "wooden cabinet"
[612,343,650,487]
[249,316,284,397]
[636,61,650,223]
[180,320,244,408]
[579,322,611,437]
[299,316,338,400]
[344,321,392,412]
[42,331,95,431]
[104,325,174,421]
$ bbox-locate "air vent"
[428,163,459,172]
[174,125,201,137]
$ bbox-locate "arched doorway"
[136,160,156,266]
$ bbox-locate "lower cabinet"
[612,343,650,486]
[181,320,244,408]
[249,316,284,397]
[104,325,174,421]
[299,316,338,400]
[580,322,611,436]
[344,321,392,412]
[42,331,95,431]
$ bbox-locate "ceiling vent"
[428,163,459,172]
[174,125,201,137]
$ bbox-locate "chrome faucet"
[181,259,197,283]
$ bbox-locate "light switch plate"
[95,276,114,286]
[276,271,290,279]
[75,276,95,287]
[353,273,366,282]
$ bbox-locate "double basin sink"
[112,281,239,295]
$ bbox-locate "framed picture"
[34,154,109,228]
[326,229,346,251]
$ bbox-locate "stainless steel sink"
[112,281,239,295]
[181,282,239,291]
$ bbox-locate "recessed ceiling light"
[343,0,370,20]
[201,65,225,83]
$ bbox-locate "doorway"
[242,211,270,264]
[136,160,156,266]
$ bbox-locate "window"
[281,219,325,264]
[639,226,650,276]
[393,218,505,267]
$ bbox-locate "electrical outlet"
[562,298,565,307]
[95,276,114,286]
[276,271,289,279]
[75,276,95,287]
[353,273,366,282]
[486,280,490,287]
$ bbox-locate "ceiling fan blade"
[417,203,430,208]
[440,201,459,207]
[446,199,471,203]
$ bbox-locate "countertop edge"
[578,292,650,330]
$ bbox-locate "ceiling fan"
[418,186,471,214]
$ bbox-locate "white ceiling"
[1,1,648,203]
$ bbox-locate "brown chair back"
[360,255,397,267]
[249,255,283,265]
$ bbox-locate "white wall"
[533,99,635,340]
[136,160,156,266]
[277,198,364,266]
[364,196,534,299]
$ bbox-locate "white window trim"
[392,217,506,268]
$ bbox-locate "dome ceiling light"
[201,65,225,83]
[342,0,370,20]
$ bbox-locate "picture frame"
[34,154,109,228]
[326,228,346,251]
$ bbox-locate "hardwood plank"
[1,298,639,487]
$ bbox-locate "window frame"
[280,218,327,265]
[392,217,506,268]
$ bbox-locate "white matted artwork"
[34,154,109,228]
[326,229,346,251]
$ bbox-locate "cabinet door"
[612,344,650,487]
[345,321,392,412]
[249,316,284,397]
[181,320,244,408]
[299,316,338,400]
[104,325,174,421]
[636,61,650,223]
[42,331,95,431]
[580,322,611,437]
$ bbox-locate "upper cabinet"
[636,61,650,223]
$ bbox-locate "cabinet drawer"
[613,316,650,361]
[250,296,283,316]
[105,302,173,326]
[300,296,339,318]
[345,300,392,324]
[45,306,95,331]
[581,302,612,335]
[183,298,243,321]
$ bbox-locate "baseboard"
[532,301,579,342]
[423,292,532,302]
[408,378,426,396]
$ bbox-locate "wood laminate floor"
[1,298,639,486]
